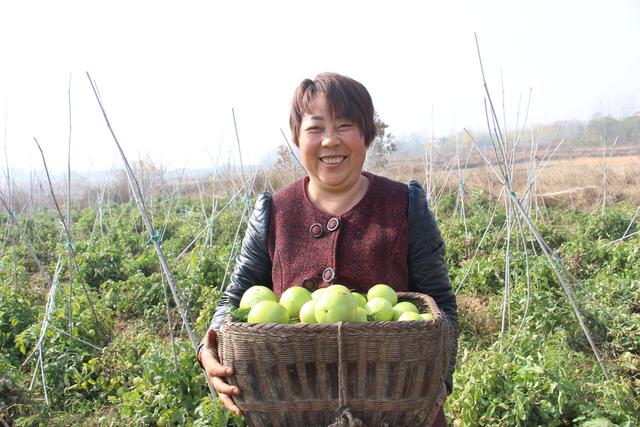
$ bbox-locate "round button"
[322,267,336,283]
[309,223,324,238]
[302,277,318,292]
[327,217,340,232]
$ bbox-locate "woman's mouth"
[320,156,347,165]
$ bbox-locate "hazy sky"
[1,0,639,173]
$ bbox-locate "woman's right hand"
[199,329,242,415]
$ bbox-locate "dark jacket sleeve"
[407,180,458,394]
[208,192,273,331]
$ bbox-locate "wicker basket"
[218,292,452,427]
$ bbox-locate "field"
[1,148,639,426]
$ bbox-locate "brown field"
[3,146,639,213]
[384,149,640,210]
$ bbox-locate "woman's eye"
[306,126,323,133]
[339,123,353,129]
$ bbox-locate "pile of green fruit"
[232,284,434,324]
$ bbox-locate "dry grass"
[384,149,640,210]
[3,146,638,213]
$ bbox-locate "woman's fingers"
[201,347,233,377]
[211,375,240,396]
[201,329,234,377]
[219,392,243,415]
[200,328,242,415]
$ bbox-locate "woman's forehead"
[303,94,352,120]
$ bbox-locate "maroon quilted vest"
[268,172,409,297]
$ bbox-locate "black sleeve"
[208,192,273,331]
[407,180,459,394]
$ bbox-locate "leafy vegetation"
[0,189,638,426]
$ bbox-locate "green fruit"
[367,284,398,305]
[247,301,289,324]
[315,288,357,323]
[421,312,434,321]
[279,286,312,318]
[299,300,317,323]
[351,292,368,308]
[366,297,394,321]
[325,284,351,294]
[392,301,419,320]
[240,286,277,309]
[311,288,327,301]
[353,306,368,322]
[398,312,423,321]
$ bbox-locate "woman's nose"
[321,130,341,147]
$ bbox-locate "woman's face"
[298,95,367,194]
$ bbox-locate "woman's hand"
[199,329,242,415]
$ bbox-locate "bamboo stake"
[232,108,246,188]
[601,229,639,248]
[279,128,305,171]
[23,255,63,368]
[618,205,640,243]
[218,171,257,292]
[33,138,102,332]
[473,34,610,379]
[161,274,179,370]
[454,186,506,294]
[39,348,49,405]
[509,209,532,347]
[86,72,217,397]
[175,183,247,261]
[500,193,513,353]
[67,73,74,333]
[508,189,610,379]
[3,108,10,211]
[50,326,102,351]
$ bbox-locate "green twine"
[245,196,251,205]
[147,230,160,244]
[63,241,74,250]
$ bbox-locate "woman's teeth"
[321,156,345,164]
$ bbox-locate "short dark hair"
[289,72,376,147]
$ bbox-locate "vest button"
[302,277,318,292]
[322,267,336,283]
[309,223,324,238]
[327,217,340,232]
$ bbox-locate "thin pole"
[231,108,246,187]
[67,73,74,333]
[86,72,217,398]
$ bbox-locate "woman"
[198,72,458,426]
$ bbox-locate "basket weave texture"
[218,292,452,427]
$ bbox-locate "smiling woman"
[198,72,458,427]
[296,76,371,214]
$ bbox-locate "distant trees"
[542,113,640,146]
[368,114,397,169]
[583,114,640,145]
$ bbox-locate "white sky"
[1,0,639,174]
